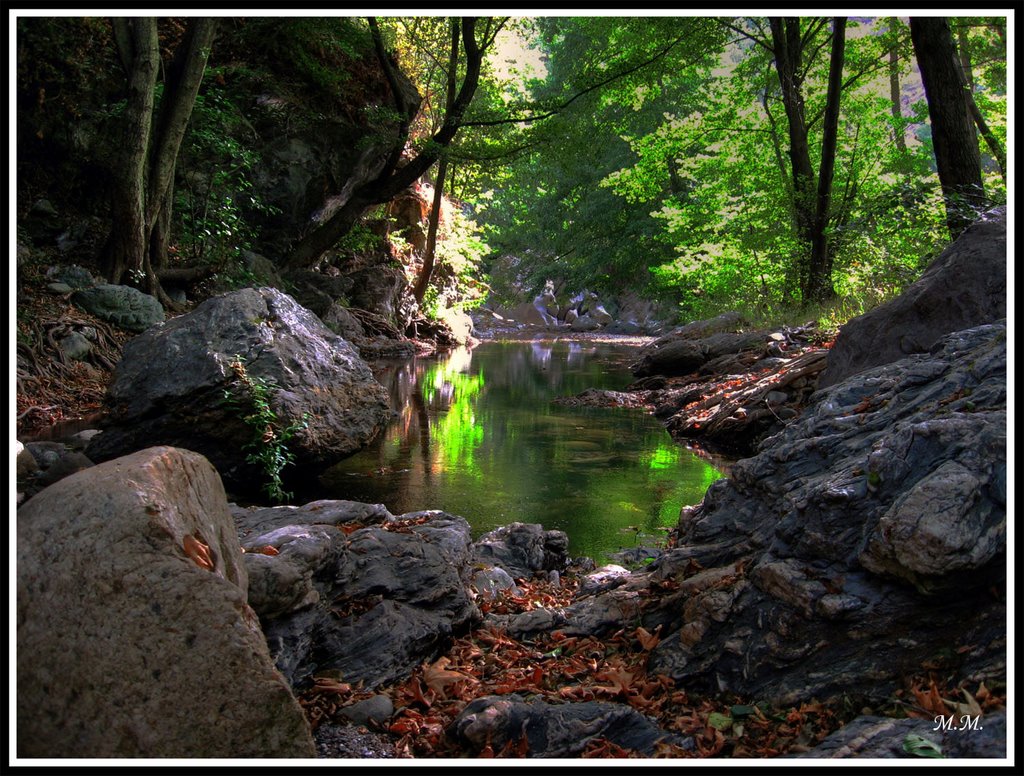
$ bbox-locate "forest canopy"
[15,14,1009,326]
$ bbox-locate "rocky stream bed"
[15,208,1009,760]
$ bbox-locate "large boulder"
[86,287,390,494]
[643,322,1007,704]
[16,447,315,758]
[819,206,1006,388]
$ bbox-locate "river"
[311,339,724,565]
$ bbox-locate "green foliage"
[174,80,280,287]
[222,356,308,503]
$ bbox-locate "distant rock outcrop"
[16,447,315,758]
[819,206,1006,388]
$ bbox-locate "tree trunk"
[103,17,215,308]
[888,20,907,155]
[145,18,217,278]
[414,159,447,305]
[769,17,820,304]
[413,17,460,306]
[954,23,1006,182]
[909,17,985,239]
[805,17,845,304]
[103,18,159,285]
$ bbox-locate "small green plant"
[223,356,308,503]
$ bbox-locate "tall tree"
[909,17,985,239]
[768,16,847,304]
[103,17,216,305]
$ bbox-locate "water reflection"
[317,341,723,564]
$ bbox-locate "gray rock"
[471,566,521,599]
[449,695,692,757]
[320,303,367,341]
[569,313,602,332]
[797,712,1006,759]
[471,522,570,580]
[58,331,93,361]
[85,287,390,494]
[642,322,1007,703]
[232,499,394,540]
[16,446,315,757]
[247,509,479,690]
[15,441,38,479]
[71,284,165,332]
[55,263,98,290]
[339,695,394,727]
[820,206,1006,388]
[632,326,764,378]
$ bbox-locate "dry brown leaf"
[423,657,478,698]
[183,534,214,571]
[636,625,662,651]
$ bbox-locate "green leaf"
[707,711,733,731]
[903,733,944,759]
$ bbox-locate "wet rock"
[448,695,692,757]
[820,206,1006,389]
[16,447,314,758]
[85,287,390,495]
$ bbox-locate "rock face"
[499,323,1006,713]
[643,322,1007,703]
[819,206,1006,389]
[234,506,572,695]
[86,287,390,493]
[16,447,315,758]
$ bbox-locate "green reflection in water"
[317,341,725,564]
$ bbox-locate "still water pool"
[314,339,724,564]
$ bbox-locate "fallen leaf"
[903,733,943,759]
[423,657,478,698]
[183,534,214,571]
[635,625,662,651]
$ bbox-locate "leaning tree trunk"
[283,17,484,272]
[144,17,217,286]
[909,17,985,240]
